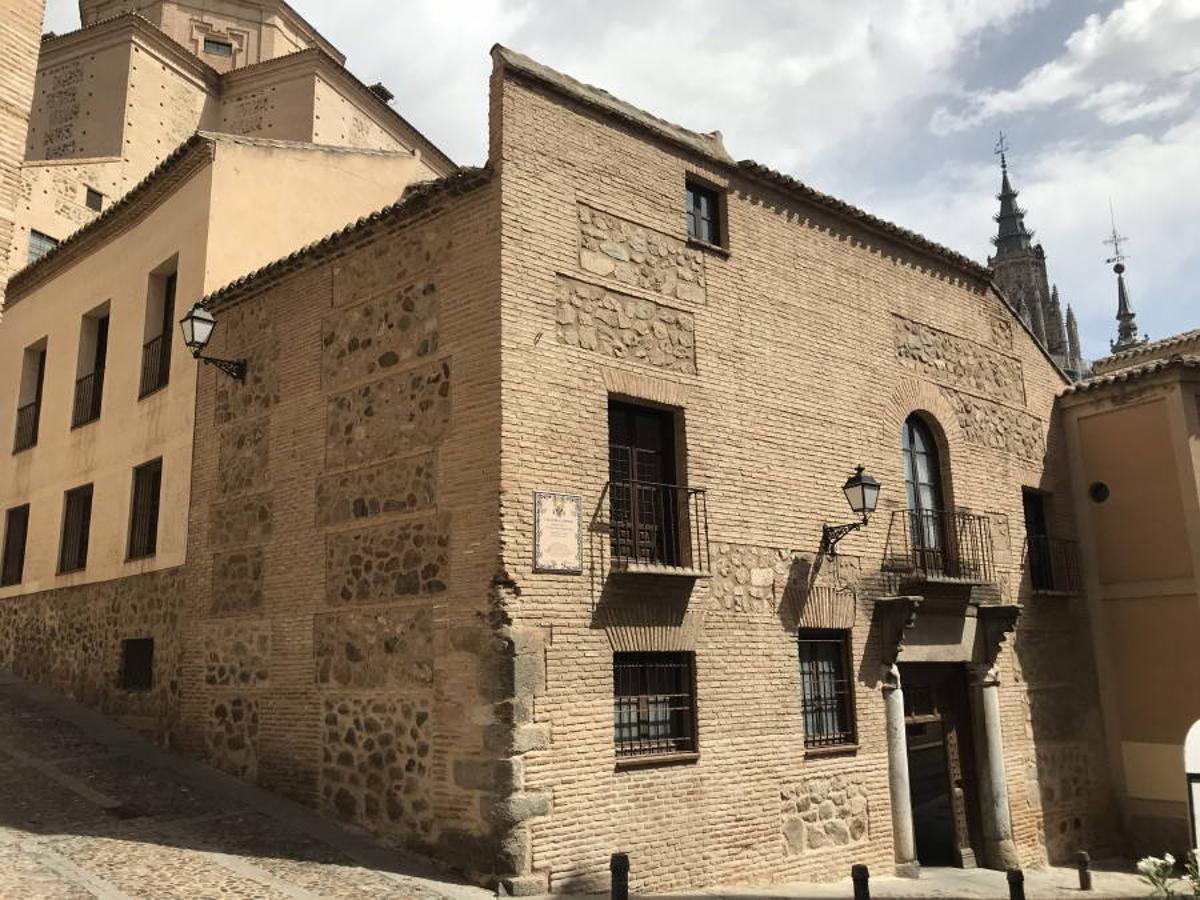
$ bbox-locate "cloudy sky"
[45,0,1199,357]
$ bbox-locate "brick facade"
[0,36,1124,896]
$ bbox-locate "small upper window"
[203,38,233,57]
[85,187,103,212]
[28,230,59,264]
[685,180,722,246]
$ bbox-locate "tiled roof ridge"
[6,133,215,301]
[492,45,734,165]
[1092,327,1200,370]
[202,166,492,310]
[1062,353,1200,395]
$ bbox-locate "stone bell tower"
[0,0,48,300]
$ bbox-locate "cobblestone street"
[0,673,490,900]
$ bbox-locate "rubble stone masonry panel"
[325,359,451,468]
[577,203,707,303]
[555,276,696,374]
[314,605,435,690]
[325,515,450,606]
[321,281,440,390]
[315,452,437,528]
[893,315,1026,406]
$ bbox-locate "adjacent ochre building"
[1,2,1196,895]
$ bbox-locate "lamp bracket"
[821,514,869,556]
[197,353,247,382]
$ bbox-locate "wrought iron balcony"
[13,401,39,453]
[883,508,996,584]
[71,368,105,428]
[139,334,171,398]
[602,480,710,576]
[1026,535,1081,595]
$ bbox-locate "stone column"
[883,665,919,877]
[973,664,1020,868]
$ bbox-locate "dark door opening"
[901,663,982,867]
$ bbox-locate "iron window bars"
[1,504,30,587]
[798,629,857,749]
[613,652,697,761]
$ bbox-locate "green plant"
[1185,850,1200,897]
[1139,854,1177,897]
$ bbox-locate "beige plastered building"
[1059,332,1200,854]
[2,1,1196,894]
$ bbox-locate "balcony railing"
[13,401,39,452]
[1026,536,1081,594]
[603,480,710,575]
[71,368,105,428]
[139,334,170,398]
[883,508,996,583]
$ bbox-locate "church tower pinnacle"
[986,133,1079,377]
[1105,210,1144,353]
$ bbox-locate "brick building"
[0,5,1153,895]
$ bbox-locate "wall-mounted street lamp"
[820,465,881,555]
[179,303,246,382]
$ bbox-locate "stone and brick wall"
[179,175,512,883]
[490,55,1117,893]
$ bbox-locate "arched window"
[901,414,945,554]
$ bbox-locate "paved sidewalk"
[0,671,490,900]
[682,863,1154,899]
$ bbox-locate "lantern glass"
[180,303,216,352]
[842,465,881,516]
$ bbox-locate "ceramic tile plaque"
[533,492,582,574]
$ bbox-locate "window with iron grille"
[2,504,30,587]
[28,230,59,264]
[613,652,697,761]
[120,638,154,691]
[798,629,856,749]
[685,180,722,246]
[59,484,93,573]
[128,458,162,559]
[203,37,233,57]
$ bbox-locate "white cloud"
[933,0,1200,132]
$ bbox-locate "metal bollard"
[851,864,870,900]
[610,852,629,900]
[1076,850,1092,891]
[1007,868,1025,900]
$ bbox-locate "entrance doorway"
[901,663,983,867]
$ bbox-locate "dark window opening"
[59,484,93,573]
[140,270,176,397]
[13,344,46,453]
[28,230,59,264]
[128,458,162,559]
[608,401,683,566]
[72,312,108,428]
[203,37,233,57]
[613,651,697,761]
[685,180,722,246]
[120,638,154,691]
[85,187,103,212]
[2,505,30,587]
[798,629,856,749]
[1023,490,1052,591]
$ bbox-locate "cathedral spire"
[1046,284,1066,355]
[1104,207,1144,353]
[1066,304,1082,371]
[992,132,1034,258]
